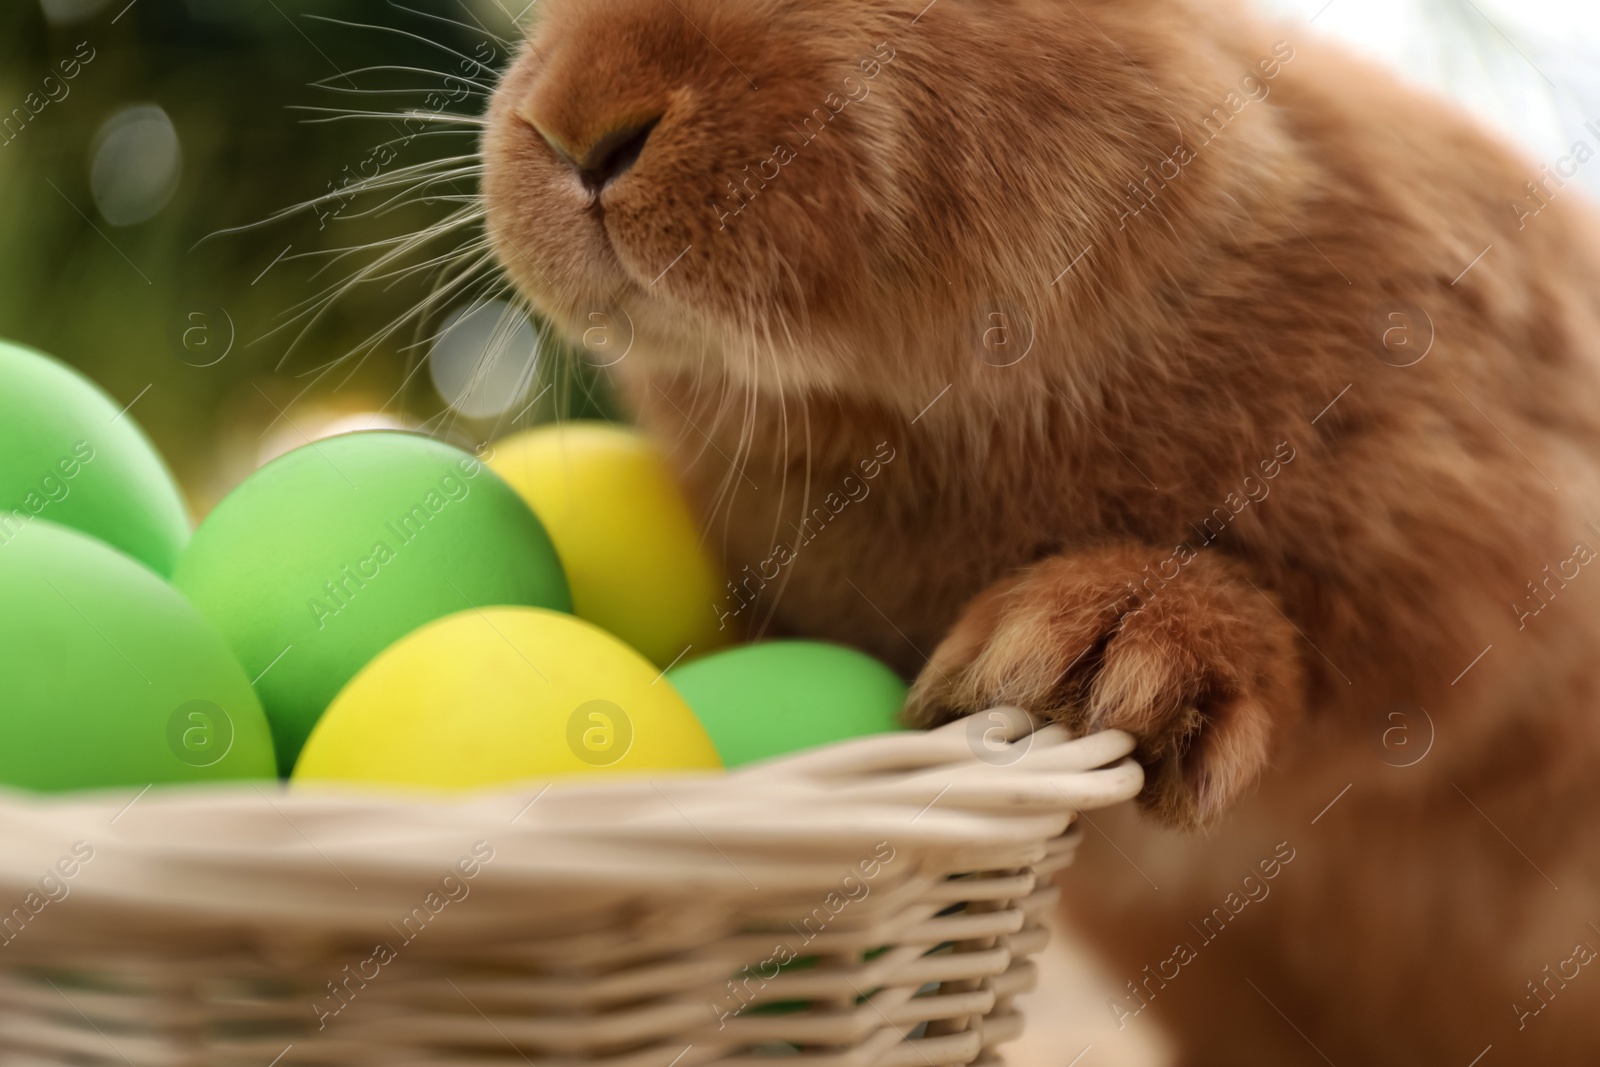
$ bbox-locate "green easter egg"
[0,339,189,575]
[172,431,571,773]
[666,641,908,766]
[0,520,276,791]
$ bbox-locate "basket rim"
[0,710,1144,929]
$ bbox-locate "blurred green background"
[6,0,1595,525]
[0,0,608,518]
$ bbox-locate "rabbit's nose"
[532,114,663,194]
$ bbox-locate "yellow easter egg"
[292,607,722,790]
[487,422,731,666]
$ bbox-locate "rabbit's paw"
[906,547,1304,828]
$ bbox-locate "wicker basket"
[0,708,1142,1067]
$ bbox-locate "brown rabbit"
[482,0,1600,1061]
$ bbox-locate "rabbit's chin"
[481,168,856,393]
[478,0,914,394]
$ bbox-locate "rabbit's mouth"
[479,41,721,369]
[478,0,923,396]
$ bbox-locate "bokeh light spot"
[39,0,113,26]
[429,300,541,420]
[90,104,183,228]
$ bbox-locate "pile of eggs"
[0,339,908,794]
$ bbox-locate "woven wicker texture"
[0,708,1142,1067]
